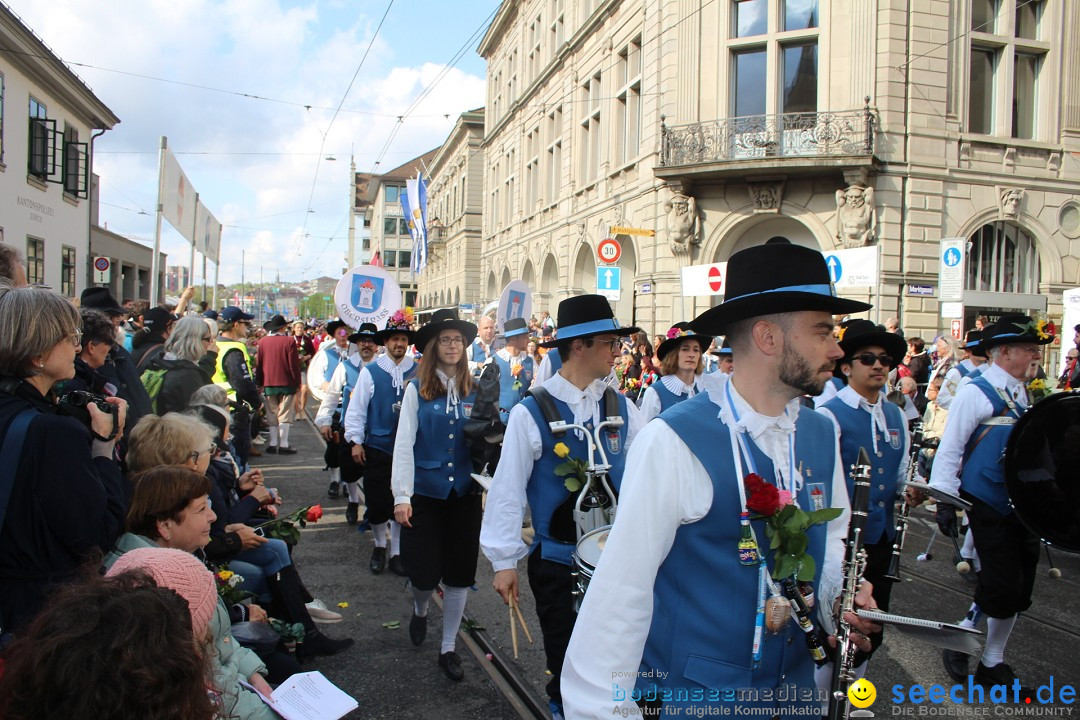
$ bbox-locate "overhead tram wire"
[295,0,397,260]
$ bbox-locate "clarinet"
[828,447,872,720]
[884,421,924,582]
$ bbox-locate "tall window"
[0,73,5,164]
[549,0,565,57]
[63,124,83,196]
[546,106,563,205]
[967,0,1047,139]
[61,245,76,297]
[383,218,397,236]
[385,185,400,203]
[504,149,516,223]
[727,0,819,118]
[490,159,501,226]
[616,37,642,165]
[578,73,602,183]
[966,221,1040,294]
[528,14,543,79]
[525,126,540,212]
[26,237,44,285]
[28,97,49,179]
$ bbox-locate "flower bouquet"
[213,568,255,605]
[744,473,842,581]
[1027,377,1051,402]
[255,505,323,545]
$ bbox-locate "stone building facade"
[471,0,1080,348]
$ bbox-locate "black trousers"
[967,496,1039,618]
[338,441,364,484]
[858,533,895,662]
[362,447,394,525]
[527,547,576,705]
[400,492,481,591]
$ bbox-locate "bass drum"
[1003,391,1080,553]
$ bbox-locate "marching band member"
[391,310,480,681]
[712,338,734,375]
[314,323,378,525]
[936,330,986,410]
[468,315,496,371]
[490,317,534,422]
[637,323,712,424]
[308,319,355,498]
[480,294,642,720]
[343,312,417,576]
[922,315,1052,689]
[561,244,879,717]
[817,319,910,674]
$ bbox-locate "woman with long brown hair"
[391,309,480,682]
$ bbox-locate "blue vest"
[364,362,417,453]
[411,380,478,499]
[323,346,346,382]
[339,359,364,419]
[469,339,489,364]
[636,394,835,710]
[822,396,906,543]
[956,363,972,379]
[652,380,691,413]
[960,377,1022,515]
[522,391,630,566]
[495,354,534,422]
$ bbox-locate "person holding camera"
[0,283,128,637]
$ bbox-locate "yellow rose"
[553,442,570,458]
[217,570,234,581]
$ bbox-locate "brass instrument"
[828,447,872,720]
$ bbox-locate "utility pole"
[347,156,356,269]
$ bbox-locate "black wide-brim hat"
[980,314,1055,350]
[503,317,530,338]
[656,322,714,361]
[964,329,986,357]
[80,287,125,315]
[373,325,415,345]
[538,294,639,348]
[263,314,288,332]
[837,319,908,364]
[348,322,379,343]
[710,338,733,357]
[413,308,477,352]
[325,319,350,337]
[690,244,872,335]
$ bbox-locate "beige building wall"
[474,0,1080,348]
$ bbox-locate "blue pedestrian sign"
[824,254,843,284]
[597,266,622,302]
[943,247,962,267]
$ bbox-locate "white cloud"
[8,0,488,287]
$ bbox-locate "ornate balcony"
[657,103,877,182]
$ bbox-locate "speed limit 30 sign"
[597,238,621,264]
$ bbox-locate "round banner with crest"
[496,280,531,334]
[334,265,403,329]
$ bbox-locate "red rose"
[306,505,323,523]
[746,483,781,516]
[743,473,767,496]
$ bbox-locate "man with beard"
[562,243,881,718]
[816,320,910,679]
[343,315,417,576]
[315,323,379,524]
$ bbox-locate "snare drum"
[571,525,611,611]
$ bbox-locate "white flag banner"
[160,146,198,245]
[195,200,222,264]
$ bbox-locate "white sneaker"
[305,599,343,624]
[253,435,266,446]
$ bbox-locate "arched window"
[965,222,1040,294]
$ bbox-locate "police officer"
[480,294,643,719]
[343,313,417,575]
[212,306,261,467]
[924,314,1052,690]
[315,323,378,524]
[489,317,534,423]
[817,319,910,672]
[637,322,712,424]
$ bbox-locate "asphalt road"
[264,405,1080,718]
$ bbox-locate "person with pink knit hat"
[106,547,218,641]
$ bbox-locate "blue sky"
[7,0,498,285]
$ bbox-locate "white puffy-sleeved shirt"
[306,341,354,400]
[928,362,1027,497]
[936,358,978,410]
[636,374,708,424]
[313,353,369,428]
[816,385,910,494]
[561,374,850,718]
[479,372,644,572]
[342,355,416,446]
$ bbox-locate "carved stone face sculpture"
[1000,189,1023,218]
[836,185,875,248]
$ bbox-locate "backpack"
[140,366,168,414]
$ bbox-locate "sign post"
[92,257,111,285]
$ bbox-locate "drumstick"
[509,599,519,659]
[511,596,534,644]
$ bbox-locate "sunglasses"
[852,353,893,368]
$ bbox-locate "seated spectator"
[143,315,217,414]
[120,414,352,656]
[0,283,128,636]
[0,566,218,720]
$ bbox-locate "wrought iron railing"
[660,102,875,167]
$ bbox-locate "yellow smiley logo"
[848,678,877,708]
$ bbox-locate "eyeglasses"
[852,353,893,368]
[202,336,213,343]
[69,329,83,347]
[592,337,620,354]
[189,445,214,463]
[438,336,465,347]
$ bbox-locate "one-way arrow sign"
[596,266,621,301]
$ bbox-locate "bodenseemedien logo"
[890,677,1075,716]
